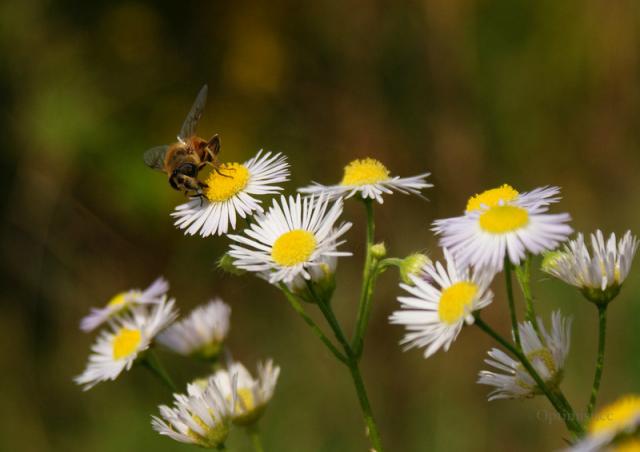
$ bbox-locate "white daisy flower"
[80,277,169,332]
[389,249,494,358]
[211,360,280,426]
[567,395,640,452]
[172,150,290,237]
[478,311,572,400]
[157,299,231,359]
[433,184,573,272]
[74,298,178,390]
[228,194,352,284]
[152,377,236,448]
[298,157,431,204]
[544,230,638,305]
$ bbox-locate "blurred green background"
[2,0,640,450]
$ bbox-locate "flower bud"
[217,253,246,276]
[370,242,387,259]
[399,253,431,285]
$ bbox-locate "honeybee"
[143,85,224,197]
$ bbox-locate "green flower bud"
[400,253,431,285]
[370,242,387,259]
[217,254,245,276]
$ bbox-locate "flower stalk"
[586,305,608,418]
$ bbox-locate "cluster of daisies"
[75,277,280,449]
[80,142,640,450]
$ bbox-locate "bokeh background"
[2,0,640,450]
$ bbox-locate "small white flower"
[433,184,572,272]
[228,194,352,284]
[544,230,638,304]
[478,311,571,400]
[389,249,494,358]
[172,150,290,237]
[299,157,431,204]
[80,277,169,332]
[567,395,640,452]
[74,298,178,390]
[152,377,236,448]
[157,299,231,359]
[211,360,280,426]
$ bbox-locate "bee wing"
[178,84,208,141]
[143,145,169,171]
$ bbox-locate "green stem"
[141,350,176,392]
[247,425,265,452]
[587,305,608,418]
[515,257,543,338]
[314,295,384,451]
[474,316,584,436]
[279,284,347,364]
[504,257,522,350]
[352,199,377,358]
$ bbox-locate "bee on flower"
[299,157,431,204]
[433,184,573,272]
[152,376,236,448]
[389,249,494,358]
[172,150,290,237]
[158,299,231,360]
[478,311,572,400]
[543,230,638,305]
[228,194,352,285]
[80,277,169,332]
[75,298,178,390]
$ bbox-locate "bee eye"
[180,163,197,176]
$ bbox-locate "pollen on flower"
[466,184,519,213]
[340,158,390,186]
[204,163,250,202]
[438,281,478,325]
[479,205,529,233]
[588,395,640,434]
[271,230,317,266]
[112,328,142,360]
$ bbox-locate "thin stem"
[587,305,608,418]
[279,284,347,364]
[515,257,543,338]
[141,350,176,392]
[247,425,265,452]
[504,257,522,349]
[352,199,377,357]
[474,316,584,436]
[313,294,384,451]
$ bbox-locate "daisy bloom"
[212,360,280,426]
[158,299,231,359]
[172,150,290,237]
[74,298,178,390]
[389,249,494,358]
[433,184,573,272]
[298,157,431,204]
[152,377,236,448]
[544,230,638,305]
[478,311,572,400]
[228,194,352,285]
[568,395,640,452]
[80,277,168,332]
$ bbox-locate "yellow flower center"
[187,415,229,448]
[204,163,250,202]
[466,184,519,212]
[479,205,529,233]
[527,348,557,375]
[614,439,640,452]
[438,281,478,325]
[107,291,130,308]
[271,230,316,266]
[236,388,256,413]
[340,158,390,186]
[112,328,142,360]
[589,395,640,434]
